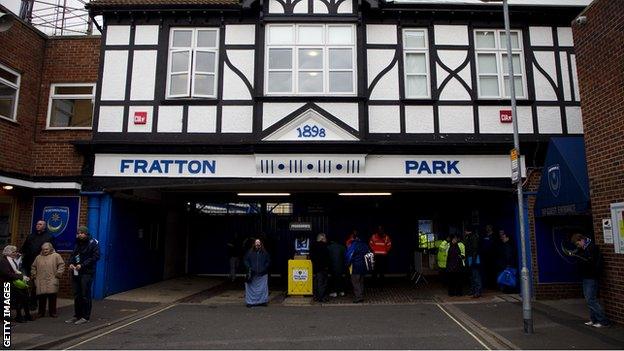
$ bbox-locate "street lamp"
[480,0,533,334]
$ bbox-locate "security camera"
[575,15,588,25]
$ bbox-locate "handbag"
[497,267,517,288]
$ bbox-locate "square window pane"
[500,31,520,49]
[479,76,499,96]
[329,48,352,69]
[475,31,495,49]
[0,69,19,84]
[327,26,353,44]
[504,76,524,97]
[477,54,498,74]
[169,74,188,95]
[50,99,93,127]
[298,25,323,44]
[298,49,323,69]
[54,86,93,95]
[405,53,427,74]
[171,51,190,72]
[194,74,215,96]
[172,30,192,47]
[502,54,522,74]
[268,71,292,92]
[404,30,426,49]
[268,49,292,69]
[196,51,216,73]
[269,25,294,44]
[197,30,218,48]
[406,75,428,97]
[329,72,353,92]
[298,71,323,92]
[0,83,17,119]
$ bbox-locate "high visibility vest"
[437,241,466,269]
[369,233,392,255]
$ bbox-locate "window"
[167,28,219,99]
[474,30,526,99]
[265,24,356,95]
[46,84,95,129]
[403,29,430,98]
[0,64,20,122]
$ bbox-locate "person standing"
[66,226,100,325]
[445,235,466,297]
[310,233,330,302]
[21,220,55,310]
[345,229,357,248]
[327,238,346,297]
[463,228,482,298]
[0,245,32,322]
[369,226,392,285]
[496,230,516,293]
[570,233,611,328]
[479,224,497,288]
[226,234,241,282]
[31,242,65,318]
[244,238,271,307]
[346,232,369,303]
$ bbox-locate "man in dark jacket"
[571,233,611,328]
[65,226,100,325]
[327,238,346,297]
[346,232,369,303]
[310,233,330,302]
[21,219,55,309]
[463,228,481,298]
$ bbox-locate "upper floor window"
[402,29,430,98]
[47,84,95,129]
[0,64,20,122]
[474,30,526,99]
[167,28,219,99]
[265,24,356,95]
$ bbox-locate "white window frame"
[46,83,95,130]
[474,29,527,100]
[0,63,21,122]
[166,28,219,99]
[265,24,357,96]
[402,28,431,99]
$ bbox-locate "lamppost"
[480,0,533,334]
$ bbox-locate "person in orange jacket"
[369,225,392,285]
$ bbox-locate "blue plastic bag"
[497,267,517,288]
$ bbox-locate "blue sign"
[32,197,80,251]
[120,159,216,174]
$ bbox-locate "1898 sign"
[296,125,326,138]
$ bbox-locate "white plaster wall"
[97,106,124,132]
[366,25,397,45]
[533,51,558,101]
[559,52,571,101]
[436,51,471,100]
[438,106,474,133]
[477,106,534,134]
[405,106,434,133]
[263,103,306,130]
[222,65,251,100]
[439,78,471,100]
[529,26,553,46]
[566,106,583,134]
[157,106,183,133]
[537,106,562,134]
[225,25,256,45]
[313,0,329,14]
[130,50,157,101]
[316,103,359,130]
[134,25,159,45]
[337,0,353,13]
[368,105,400,133]
[557,27,574,47]
[127,106,153,133]
[570,54,580,101]
[222,106,253,133]
[227,50,255,88]
[370,65,400,100]
[101,50,128,101]
[106,25,130,45]
[269,0,284,13]
[187,106,217,133]
[434,25,468,46]
[367,49,395,86]
[293,0,308,13]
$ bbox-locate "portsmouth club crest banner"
[32,197,80,251]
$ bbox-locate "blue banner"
[32,196,80,251]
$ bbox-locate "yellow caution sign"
[288,259,313,296]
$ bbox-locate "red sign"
[500,110,512,123]
[134,111,147,125]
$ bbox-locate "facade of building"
[573,0,624,325]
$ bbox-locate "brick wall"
[573,0,624,324]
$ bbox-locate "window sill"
[0,115,19,125]
[45,127,92,131]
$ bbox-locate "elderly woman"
[31,242,65,318]
[0,245,32,322]
[244,238,271,307]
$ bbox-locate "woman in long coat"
[244,238,270,307]
[0,245,32,322]
[31,242,65,318]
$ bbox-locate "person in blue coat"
[346,232,370,303]
[244,238,271,307]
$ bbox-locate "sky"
[1,0,98,35]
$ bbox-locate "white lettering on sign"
[500,110,513,123]
[134,111,147,125]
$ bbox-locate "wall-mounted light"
[2,185,13,190]
[338,192,392,196]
